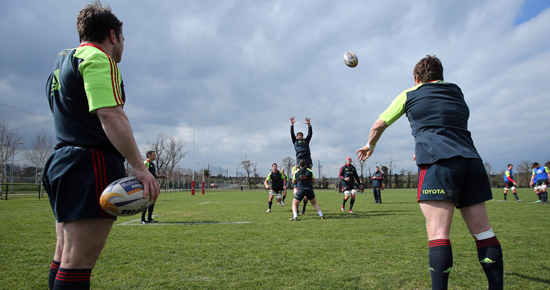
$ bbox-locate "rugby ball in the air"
[343,51,358,68]
[100,176,152,216]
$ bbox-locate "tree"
[238,158,254,189]
[406,169,413,188]
[0,120,23,197]
[380,165,389,188]
[387,158,396,188]
[23,130,54,181]
[281,156,294,178]
[146,133,188,186]
[515,160,533,188]
[355,158,367,185]
[252,162,261,189]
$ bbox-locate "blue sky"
[0,0,549,177]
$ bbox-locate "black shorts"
[43,146,125,222]
[296,155,313,168]
[417,157,492,208]
[504,181,514,189]
[537,179,548,186]
[294,188,315,201]
[342,184,356,192]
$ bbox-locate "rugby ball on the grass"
[100,176,152,216]
[343,51,358,68]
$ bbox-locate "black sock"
[429,239,453,290]
[147,204,155,220]
[282,195,286,202]
[49,260,60,290]
[513,193,518,200]
[342,198,348,206]
[268,201,272,209]
[476,236,503,290]
[54,267,91,290]
[141,211,146,221]
[349,199,355,210]
[537,193,541,200]
[503,193,507,200]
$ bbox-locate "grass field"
[1,188,549,289]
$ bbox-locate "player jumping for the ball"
[290,116,313,168]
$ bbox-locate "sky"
[0,0,549,178]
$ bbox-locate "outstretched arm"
[290,117,297,143]
[305,118,312,142]
[356,118,389,161]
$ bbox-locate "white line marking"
[198,201,211,205]
[117,219,251,226]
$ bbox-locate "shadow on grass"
[508,269,550,285]
[317,210,411,220]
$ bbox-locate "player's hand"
[530,182,534,187]
[345,177,350,181]
[305,117,311,126]
[413,155,416,161]
[356,146,373,161]
[290,116,296,125]
[134,167,160,202]
[513,182,517,186]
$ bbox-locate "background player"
[530,162,549,204]
[141,150,167,224]
[356,55,503,290]
[264,163,287,212]
[372,166,383,203]
[339,157,362,213]
[503,164,521,202]
[290,159,325,221]
[281,168,289,205]
[43,2,159,289]
[290,116,313,168]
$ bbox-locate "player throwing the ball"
[356,55,503,290]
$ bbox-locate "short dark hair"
[299,159,306,168]
[297,132,303,136]
[532,162,539,168]
[77,0,123,43]
[146,150,155,158]
[413,55,444,83]
[507,164,513,168]
[272,163,277,166]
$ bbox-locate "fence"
[0,183,45,200]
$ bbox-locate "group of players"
[502,162,549,204]
[43,2,510,289]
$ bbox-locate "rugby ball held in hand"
[343,51,358,68]
[100,176,152,216]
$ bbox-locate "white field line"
[198,201,210,205]
[117,218,252,226]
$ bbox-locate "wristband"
[367,144,375,151]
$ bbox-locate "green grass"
[1,188,549,289]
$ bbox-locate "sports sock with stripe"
[476,236,503,290]
[49,260,60,290]
[54,267,92,290]
[428,239,453,290]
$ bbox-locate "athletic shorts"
[269,188,283,196]
[342,184,356,192]
[43,146,125,222]
[536,179,548,186]
[296,155,313,168]
[294,188,315,201]
[504,181,514,189]
[417,157,492,208]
